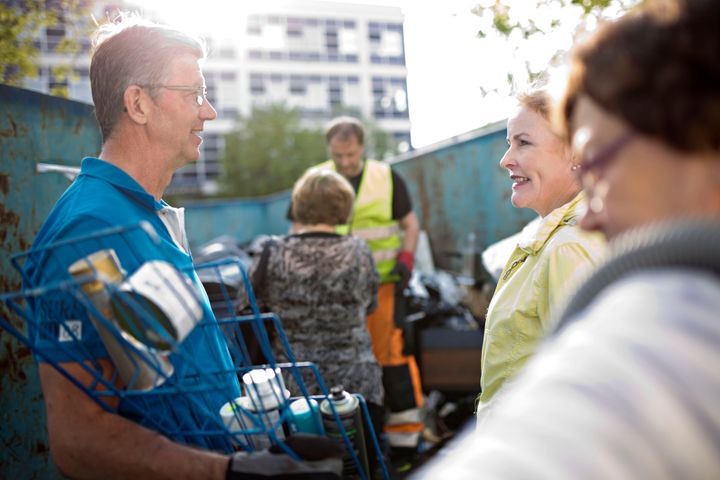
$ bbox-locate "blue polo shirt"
[24,157,240,451]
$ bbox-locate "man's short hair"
[291,168,355,226]
[90,15,206,142]
[324,116,365,145]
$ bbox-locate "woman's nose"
[499,148,513,169]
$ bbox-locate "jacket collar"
[518,191,586,255]
[79,157,166,211]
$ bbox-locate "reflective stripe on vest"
[353,224,402,241]
[315,159,401,283]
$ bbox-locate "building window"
[218,47,236,59]
[201,133,224,181]
[221,71,236,82]
[45,25,66,52]
[368,22,405,65]
[250,74,265,94]
[371,76,409,119]
[222,107,239,119]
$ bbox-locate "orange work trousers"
[367,283,424,448]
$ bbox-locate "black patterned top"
[250,232,383,405]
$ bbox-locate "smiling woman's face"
[499,106,579,217]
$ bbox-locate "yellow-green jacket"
[478,192,606,405]
[314,159,402,283]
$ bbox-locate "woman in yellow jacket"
[477,89,606,411]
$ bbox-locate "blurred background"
[1,0,640,199]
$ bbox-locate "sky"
[140,0,584,149]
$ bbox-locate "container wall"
[0,84,102,478]
[183,192,292,248]
[391,125,536,272]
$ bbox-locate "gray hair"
[90,14,206,142]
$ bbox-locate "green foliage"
[219,104,327,197]
[366,122,399,161]
[220,104,401,198]
[571,0,613,15]
[472,0,644,92]
[0,0,94,96]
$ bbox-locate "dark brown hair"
[291,168,355,226]
[324,116,365,145]
[558,0,720,154]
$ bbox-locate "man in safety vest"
[288,116,424,465]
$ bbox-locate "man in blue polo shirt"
[24,16,340,480]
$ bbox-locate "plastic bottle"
[461,231,477,282]
[320,385,370,478]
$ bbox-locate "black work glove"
[226,434,343,479]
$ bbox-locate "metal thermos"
[320,385,370,478]
[68,249,173,390]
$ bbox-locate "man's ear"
[123,85,149,125]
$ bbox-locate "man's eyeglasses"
[576,130,635,183]
[140,84,208,106]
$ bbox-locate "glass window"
[222,107,239,119]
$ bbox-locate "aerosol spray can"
[320,385,370,478]
[288,397,324,435]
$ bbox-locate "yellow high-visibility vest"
[315,159,402,283]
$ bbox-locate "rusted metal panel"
[0,84,102,478]
[392,122,536,272]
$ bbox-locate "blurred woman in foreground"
[418,0,720,478]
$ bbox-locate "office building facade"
[24,0,411,195]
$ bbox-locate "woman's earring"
[571,164,580,172]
